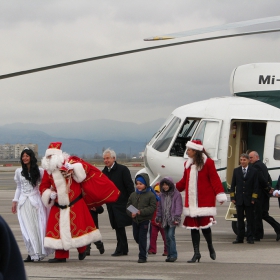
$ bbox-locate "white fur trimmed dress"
[176,155,227,229]
[12,168,53,260]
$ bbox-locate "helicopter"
[137,62,280,186]
[134,62,280,234]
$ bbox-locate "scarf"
[136,186,160,201]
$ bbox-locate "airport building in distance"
[0,144,38,160]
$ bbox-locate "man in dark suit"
[102,149,135,256]
[230,153,258,244]
[249,151,280,241]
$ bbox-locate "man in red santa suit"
[40,142,102,263]
[176,140,227,263]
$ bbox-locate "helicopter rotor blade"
[144,15,280,41]
[1,28,280,80]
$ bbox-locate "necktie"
[243,168,246,177]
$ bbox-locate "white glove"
[50,191,57,200]
[65,162,73,170]
[273,190,280,196]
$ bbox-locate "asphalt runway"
[1,167,280,280]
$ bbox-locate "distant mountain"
[2,118,165,141]
[0,118,165,156]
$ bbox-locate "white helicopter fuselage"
[137,63,280,190]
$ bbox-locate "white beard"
[41,153,69,174]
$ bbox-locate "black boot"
[79,250,87,260]
[94,241,105,254]
[187,229,201,263]
[86,244,91,256]
[48,258,66,263]
[202,228,216,260]
[23,255,34,262]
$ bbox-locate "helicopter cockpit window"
[170,119,200,157]
[148,114,174,146]
[273,135,280,160]
[152,117,181,152]
[191,119,222,160]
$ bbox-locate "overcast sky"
[1,0,280,126]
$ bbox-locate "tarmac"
[1,167,280,280]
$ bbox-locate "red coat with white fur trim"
[176,156,227,217]
[40,167,101,251]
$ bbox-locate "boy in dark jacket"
[127,173,157,263]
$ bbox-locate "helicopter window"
[274,135,280,160]
[170,119,200,157]
[148,114,174,146]
[192,120,221,160]
[152,117,181,152]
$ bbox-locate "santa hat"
[45,142,63,157]
[186,140,203,151]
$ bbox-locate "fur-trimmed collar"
[185,153,207,170]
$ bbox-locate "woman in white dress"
[11,148,52,262]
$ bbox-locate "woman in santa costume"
[176,140,227,263]
[40,142,119,263]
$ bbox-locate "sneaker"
[148,251,156,254]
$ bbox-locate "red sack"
[68,156,120,208]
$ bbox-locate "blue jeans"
[132,220,151,260]
[164,225,177,258]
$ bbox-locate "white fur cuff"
[72,163,86,183]
[216,193,227,203]
[41,189,52,207]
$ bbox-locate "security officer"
[230,153,258,244]
[249,151,280,241]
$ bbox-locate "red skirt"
[183,216,216,229]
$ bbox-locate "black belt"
[54,193,83,209]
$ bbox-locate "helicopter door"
[263,121,280,182]
[190,119,222,160]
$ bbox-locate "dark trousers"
[236,203,254,241]
[254,200,264,239]
[115,226,128,254]
[132,220,151,260]
[254,195,280,239]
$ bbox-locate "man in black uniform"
[102,149,135,256]
[230,153,258,244]
[249,151,280,241]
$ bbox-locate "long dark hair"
[20,148,40,187]
[193,149,211,170]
